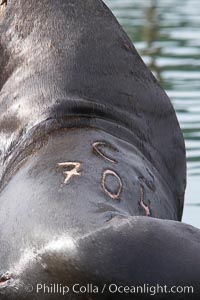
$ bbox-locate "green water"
[105,0,200,228]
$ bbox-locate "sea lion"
[0,0,199,299]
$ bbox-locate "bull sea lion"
[0,0,199,299]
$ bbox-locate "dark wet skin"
[0,1,200,299]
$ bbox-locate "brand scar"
[57,141,151,215]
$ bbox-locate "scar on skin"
[0,272,11,285]
[92,141,118,163]
[139,185,150,216]
[101,169,122,200]
[57,162,81,184]
[0,0,6,17]
[0,0,7,6]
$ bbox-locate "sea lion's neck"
[0,128,178,222]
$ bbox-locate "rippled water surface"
[105,0,200,228]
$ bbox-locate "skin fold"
[0,0,199,299]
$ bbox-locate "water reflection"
[142,0,163,82]
[105,0,200,227]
